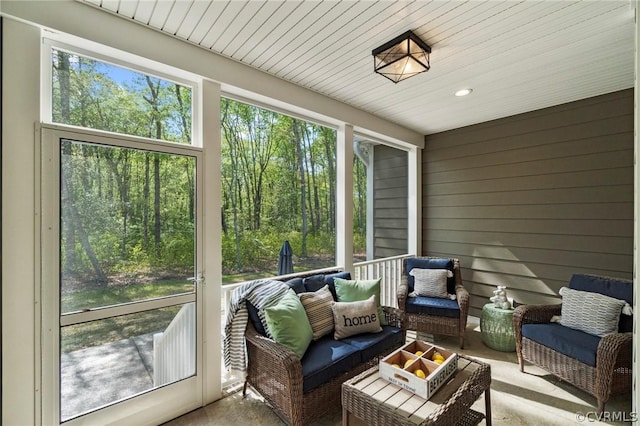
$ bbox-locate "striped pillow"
[299,285,335,340]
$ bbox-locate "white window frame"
[38,34,212,425]
[41,38,202,147]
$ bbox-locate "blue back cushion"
[246,301,267,336]
[569,274,633,332]
[285,277,305,294]
[303,271,351,300]
[522,323,600,366]
[405,258,455,293]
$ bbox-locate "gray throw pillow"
[558,287,630,337]
[410,268,451,299]
[332,295,382,339]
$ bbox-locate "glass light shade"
[373,30,431,83]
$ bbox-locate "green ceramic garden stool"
[480,303,516,352]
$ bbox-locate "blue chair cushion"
[405,296,460,318]
[303,271,351,300]
[569,274,633,333]
[522,323,601,367]
[406,258,455,293]
[340,326,404,362]
[301,336,361,393]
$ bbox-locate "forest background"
[53,49,368,292]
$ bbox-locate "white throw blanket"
[223,278,291,374]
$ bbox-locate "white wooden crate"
[379,340,458,400]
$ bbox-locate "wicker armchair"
[243,306,404,426]
[513,274,633,414]
[397,257,469,349]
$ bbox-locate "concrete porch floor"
[164,320,633,426]
[60,333,156,421]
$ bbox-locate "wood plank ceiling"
[80,0,635,135]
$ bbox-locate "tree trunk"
[61,164,107,283]
[304,126,321,231]
[154,154,161,251]
[292,120,308,256]
[323,128,336,232]
[143,153,150,249]
[57,54,78,275]
[174,84,191,142]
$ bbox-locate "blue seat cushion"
[522,323,601,367]
[301,336,361,393]
[569,274,633,332]
[303,271,351,300]
[340,326,404,362]
[405,296,460,318]
[406,258,455,293]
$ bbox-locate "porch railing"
[220,255,412,316]
[353,254,411,308]
[153,302,196,386]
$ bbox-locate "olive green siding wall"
[423,89,634,317]
[374,145,408,258]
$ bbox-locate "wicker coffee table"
[341,354,491,426]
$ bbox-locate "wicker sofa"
[242,271,405,426]
[513,273,632,413]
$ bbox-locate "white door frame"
[39,125,204,426]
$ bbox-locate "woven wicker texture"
[480,304,515,352]
[244,292,405,426]
[397,257,469,349]
[513,282,632,414]
[342,354,491,426]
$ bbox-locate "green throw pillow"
[264,288,313,358]
[334,277,387,325]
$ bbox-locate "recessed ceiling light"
[455,88,473,97]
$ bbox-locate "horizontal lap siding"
[374,145,408,258]
[423,89,634,317]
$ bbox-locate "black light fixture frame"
[372,30,431,84]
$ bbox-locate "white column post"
[366,146,375,260]
[2,18,41,426]
[337,125,354,273]
[407,146,422,256]
[201,79,222,404]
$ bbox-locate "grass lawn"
[61,279,192,353]
[62,257,338,353]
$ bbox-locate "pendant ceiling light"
[372,30,431,83]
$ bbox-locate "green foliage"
[52,50,367,285]
[52,49,192,143]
